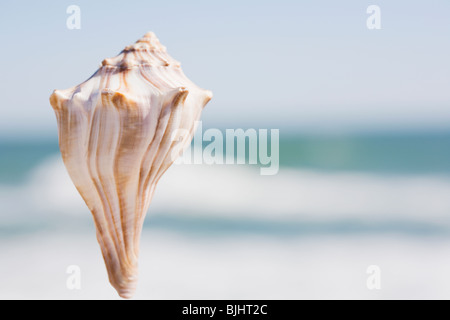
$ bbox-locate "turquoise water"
[1,132,449,185]
[280,133,450,174]
[0,137,59,184]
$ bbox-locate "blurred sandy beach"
[3,230,450,299]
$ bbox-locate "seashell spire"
[49,32,212,298]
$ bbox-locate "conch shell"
[49,32,212,298]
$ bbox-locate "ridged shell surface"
[49,32,212,298]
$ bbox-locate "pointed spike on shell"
[49,89,69,110]
[49,32,212,299]
[203,90,213,106]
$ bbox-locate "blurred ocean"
[1,132,450,299]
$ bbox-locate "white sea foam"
[1,155,450,228]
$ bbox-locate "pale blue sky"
[0,0,449,136]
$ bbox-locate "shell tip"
[118,290,134,299]
[142,31,157,39]
[135,31,165,51]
